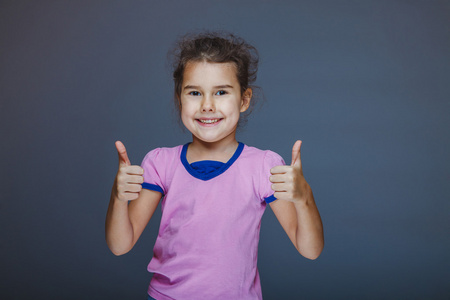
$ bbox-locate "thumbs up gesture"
[270,140,311,203]
[113,141,144,201]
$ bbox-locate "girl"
[106,32,324,300]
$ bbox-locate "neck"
[188,135,239,163]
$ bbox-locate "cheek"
[231,101,244,116]
[225,105,242,124]
[180,108,189,124]
[180,100,189,116]
[180,104,196,127]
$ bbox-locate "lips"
[196,118,223,126]
[199,119,219,124]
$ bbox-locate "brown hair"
[170,32,260,123]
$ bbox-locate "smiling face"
[180,61,251,148]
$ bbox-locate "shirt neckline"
[180,142,244,181]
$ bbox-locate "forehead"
[183,61,238,86]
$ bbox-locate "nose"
[201,95,215,112]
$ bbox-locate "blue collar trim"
[181,142,244,181]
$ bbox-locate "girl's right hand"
[113,141,144,201]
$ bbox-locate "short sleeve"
[141,148,165,196]
[259,151,285,203]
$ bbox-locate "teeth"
[199,119,219,124]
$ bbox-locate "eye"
[189,91,201,96]
[215,90,227,96]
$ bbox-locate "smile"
[198,119,221,124]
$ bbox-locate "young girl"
[106,32,324,300]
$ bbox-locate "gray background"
[1,1,449,299]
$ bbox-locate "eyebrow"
[183,84,234,90]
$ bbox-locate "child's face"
[180,61,251,146]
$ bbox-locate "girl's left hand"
[270,140,311,203]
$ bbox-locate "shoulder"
[242,144,284,164]
[142,145,183,165]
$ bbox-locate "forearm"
[294,186,324,260]
[105,187,135,256]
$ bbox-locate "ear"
[240,88,252,113]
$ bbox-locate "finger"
[122,165,144,175]
[271,183,288,192]
[123,192,140,201]
[125,183,143,193]
[270,165,291,175]
[273,191,294,202]
[291,140,302,166]
[269,174,287,183]
[125,174,144,184]
[115,141,131,166]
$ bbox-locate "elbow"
[110,248,129,256]
[298,244,324,260]
[303,250,322,260]
[106,240,132,256]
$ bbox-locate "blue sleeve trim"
[142,183,164,195]
[264,194,277,203]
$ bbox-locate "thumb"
[115,141,131,166]
[291,140,302,167]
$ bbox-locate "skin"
[105,61,324,260]
[180,61,251,162]
[269,140,324,259]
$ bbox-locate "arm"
[105,141,161,256]
[269,141,324,260]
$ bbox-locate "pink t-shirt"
[141,143,285,300]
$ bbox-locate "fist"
[269,140,310,203]
[113,141,144,201]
